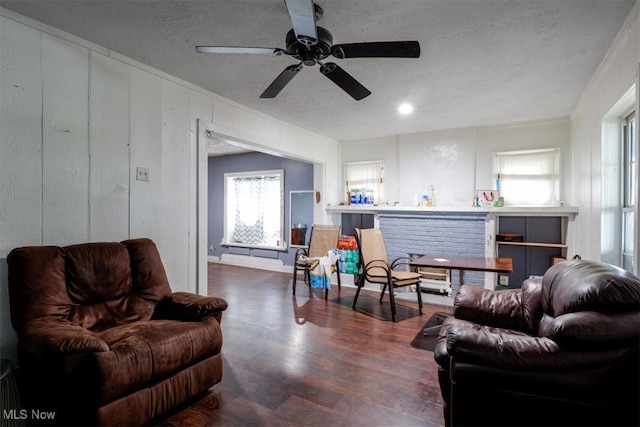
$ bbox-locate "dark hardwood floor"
[158,263,452,427]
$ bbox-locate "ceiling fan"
[195,0,420,101]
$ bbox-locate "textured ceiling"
[2,0,635,142]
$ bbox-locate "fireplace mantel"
[325,204,578,217]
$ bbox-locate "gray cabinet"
[496,216,566,289]
[341,213,374,237]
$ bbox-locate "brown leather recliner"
[434,259,640,426]
[7,238,228,426]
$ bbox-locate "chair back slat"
[308,224,340,258]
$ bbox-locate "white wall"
[342,119,571,208]
[571,2,639,266]
[0,10,341,362]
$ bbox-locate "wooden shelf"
[496,215,568,290]
[496,241,568,249]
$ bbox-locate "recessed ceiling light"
[398,103,413,115]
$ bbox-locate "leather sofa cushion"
[65,239,174,332]
[65,243,132,304]
[521,278,543,332]
[8,246,71,329]
[18,318,110,357]
[122,238,172,301]
[64,242,162,332]
[542,260,640,317]
[68,295,160,332]
[452,285,529,332]
[89,316,223,404]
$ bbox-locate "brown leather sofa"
[434,259,640,426]
[7,238,228,426]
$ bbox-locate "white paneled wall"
[1,18,43,363]
[1,17,43,250]
[160,81,192,290]
[129,68,163,241]
[42,34,90,245]
[0,12,341,359]
[90,53,131,242]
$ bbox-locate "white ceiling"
[2,0,635,142]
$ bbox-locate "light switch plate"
[136,167,149,181]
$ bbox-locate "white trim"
[223,169,285,250]
[209,254,291,273]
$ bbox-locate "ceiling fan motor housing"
[286,27,333,66]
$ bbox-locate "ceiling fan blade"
[196,46,285,55]
[260,63,304,98]
[331,41,420,59]
[319,62,371,101]
[284,0,318,46]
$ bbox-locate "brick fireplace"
[378,211,488,296]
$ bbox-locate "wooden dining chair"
[292,224,341,299]
[354,227,423,321]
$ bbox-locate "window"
[345,161,384,204]
[494,149,560,206]
[223,169,285,250]
[622,111,636,272]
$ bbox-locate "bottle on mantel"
[429,184,436,207]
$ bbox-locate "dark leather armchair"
[434,259,640,426]
[7,238,228,426]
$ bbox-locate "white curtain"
[496,150,559,206]
[228,173,283,247]
[345,161,385,203]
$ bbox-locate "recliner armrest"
[18,318,109,359]
[541,310,640,346]
[445,324,634,370]
[454,285,530,331]
[152,292,229,323]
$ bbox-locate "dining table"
[410,254,513,335]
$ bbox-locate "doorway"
[196,119,326,294]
